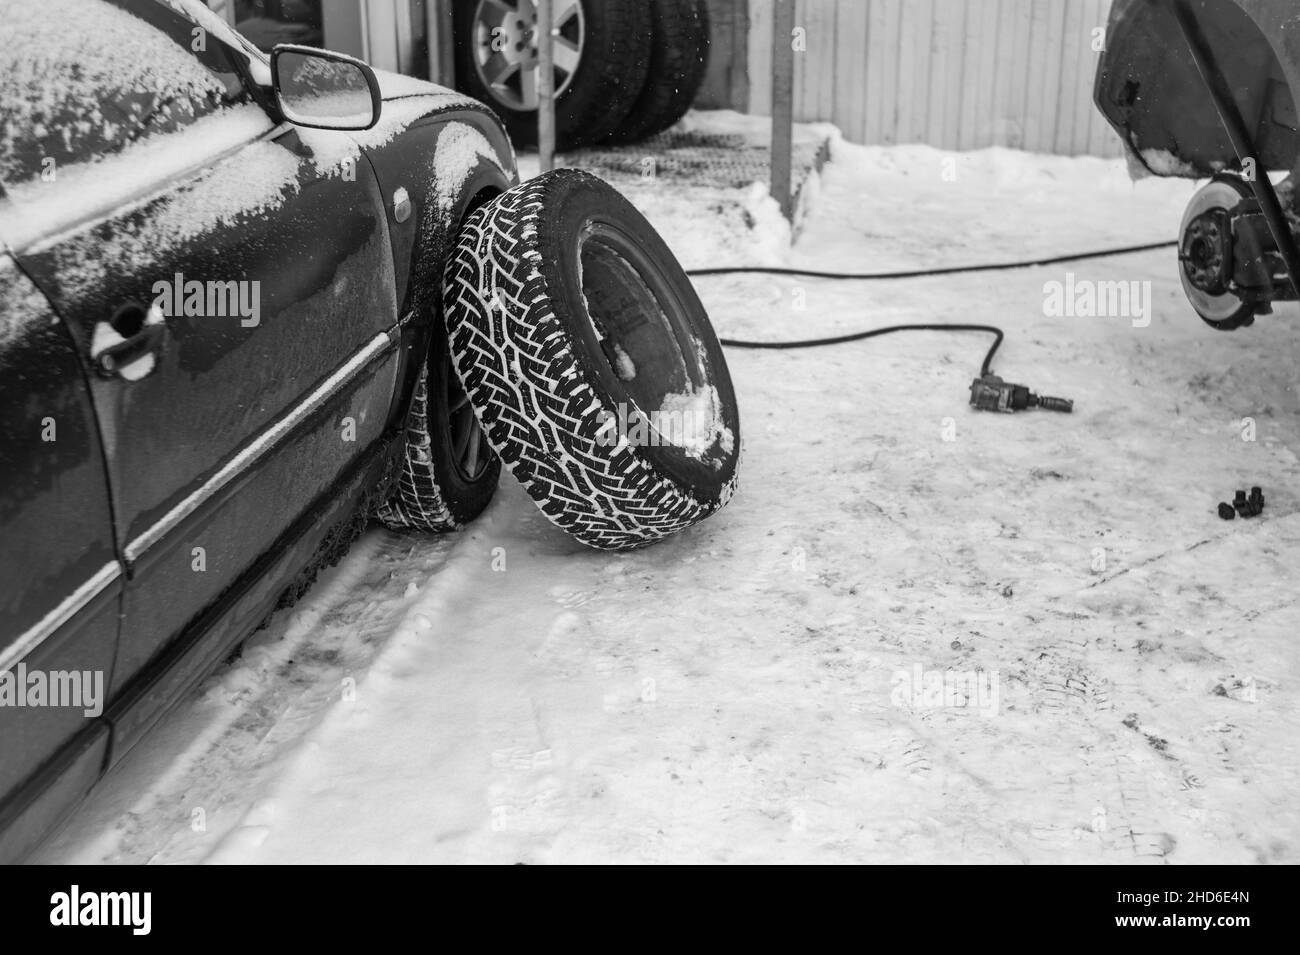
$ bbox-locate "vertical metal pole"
[771,0,796,219]
[538,0,557,173]
[428,0,457,87]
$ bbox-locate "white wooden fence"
[743,0,1125,157]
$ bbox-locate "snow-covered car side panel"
[0,0,518,861]
[13,114,402,704]
[1095,0,1300,177]
[0,256,120,857]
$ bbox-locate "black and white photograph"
[0,0,1292,898]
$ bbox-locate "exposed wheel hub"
[1181,209,1232,295]
[1175,175,1296,329]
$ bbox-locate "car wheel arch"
[1098,0,1300,179]
[382,161,511,441]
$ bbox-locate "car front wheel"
[377,317,501,533]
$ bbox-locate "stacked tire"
[453,0,711,150]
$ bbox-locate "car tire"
[377,319,501,533]
[442,169,741,551]
[611,0,711,144]
[453,0,652,151]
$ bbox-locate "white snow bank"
[675,107,842,153]
[782,137,1199,276]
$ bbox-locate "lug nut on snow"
[1224,488,1265,519]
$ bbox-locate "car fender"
[1096,0,1300,178]
[351,94,516,428]
[359,99,516,316]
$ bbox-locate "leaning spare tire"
[442,170,741,551]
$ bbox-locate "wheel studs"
[1220,487,1265,520]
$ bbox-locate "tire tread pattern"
[376,364,461,532]
[442,173,738,551]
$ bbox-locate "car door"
[0,251,120,851]
[6,0,400,702]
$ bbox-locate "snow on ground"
[516,109,837,269]
[36,118,1300,864]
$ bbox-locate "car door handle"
[95,304,167,379]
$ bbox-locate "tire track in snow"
[198,483,602,863]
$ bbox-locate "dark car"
[1095,0,1300,329]
[0,0,740,861]
[0,0,516,861]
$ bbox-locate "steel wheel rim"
[576,222,715,448]
[472,0,585,112]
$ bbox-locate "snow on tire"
[442,170,741,551]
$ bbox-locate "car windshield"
[0,0,249,186]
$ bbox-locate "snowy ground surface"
[36,114,1300,864]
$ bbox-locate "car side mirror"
[270,45,382,131]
